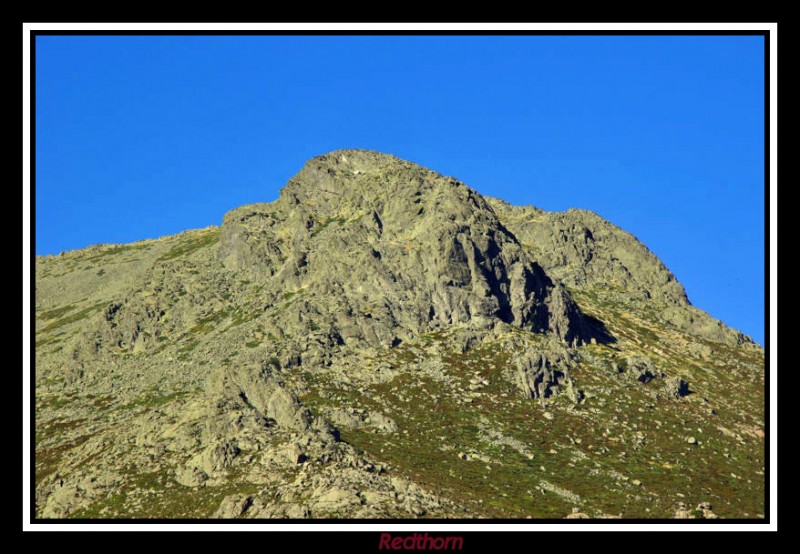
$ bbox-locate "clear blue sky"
[35,35,765,344]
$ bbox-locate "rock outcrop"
[487,198,754,346]
[218,150,597,347]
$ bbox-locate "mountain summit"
[220,149,597,348]
[34,150,764,519]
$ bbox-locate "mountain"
[34,149,765,519]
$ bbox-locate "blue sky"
[35,35,765,344]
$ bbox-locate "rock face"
[513,340,578,403]
[486,199,689,306]
[219,150,595,346]
[210,362,313,432]
[487,198,754,347]
[33,149,765,520]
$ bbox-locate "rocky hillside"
[34,150,765,519]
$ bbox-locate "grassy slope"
[300,316,764,519]
[33,227,765,519]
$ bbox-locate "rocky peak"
[219,150,599,346]
[278,149,490,232]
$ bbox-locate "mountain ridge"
[34,150,764,519]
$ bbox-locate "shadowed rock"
[218,149,601,347]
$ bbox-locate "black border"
[26,26,773,529]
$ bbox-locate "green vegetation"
[282,289,303,301]
[36,301,107,335]
[229,306,261,327]
[35,420,91,483]
[121,390,193,411]
[299,326,764,518]
[69,467,260,519]
[38,304,78,321]
[83,242,153,263]
[311,217,346,237]
[190,311,228,334]
[156,228,221,262]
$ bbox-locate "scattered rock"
[175,465,209,487]
[212,495,253,518]
[314,487,361,509]
[665,375,690,398]
[565,507,590,519]
[283,442,306,465]
[674,502,719,519]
